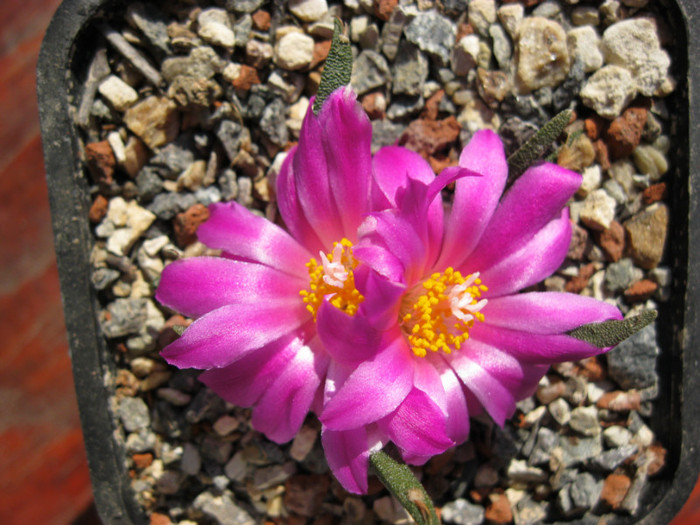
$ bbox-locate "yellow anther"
[299,238,364,321]
[399,268,487,358]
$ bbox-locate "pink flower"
[157,87,622,495]
[317,129,622,492]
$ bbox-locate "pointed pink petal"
[466,162,581,271]
[252,337,329,443]
[429,354,470,443]
[485,292,623,334]
[321,333,414,431]
[321,427,370,494]
[292,100,344,247]
[379,388,454,457]
[319,87,373,237]
[356,268,405,331]
[316,299,382,367]
[276,147,325,254]
[197,201,312,278]
[470,320,612,364]
[438,130,508,270]
[474,209,571,297]
[198,331,302,407]
[156,257,305,318]
[161,302,309,369]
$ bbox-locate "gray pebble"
[605,258,644,293]
[260,98,289,147]
[91,267,120,290]
[392,41,429,96]
[119,396,151,432]
[588,444,638,471]
[136,168,164,203]
[193,491,255,525]
[559,435,603,467]
[101,298,148,338]
[404,11,456,65]
[440,498,485,525]
[606,324,659,390]
[351,50,391,95]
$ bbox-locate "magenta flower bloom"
[157,87,622,495]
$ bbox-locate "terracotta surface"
[1,1,698,524]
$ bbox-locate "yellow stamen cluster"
[400,268,487,358]
[300,238,364,320]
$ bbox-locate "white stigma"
[447,272,487,322]
[319,244,348,288]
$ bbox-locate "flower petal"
[437,130,508,270]
[356,268,405,331]
[474,209,571,297]
[321,332,414,431]
[470,321,612,364]
[429,354,470,443]
[197,201,312,278]
[292,100,345,247]
[252,336,329,443]
[466,162,581,271]
[161,302,309,369]
[379,388,454,457]
[321,427,370,494]
[319,87,373,237]
[156,257,305,318]
[276,147,326,254]
[198,331,302,407]
[484,292,623,334]
[316,299,382,367]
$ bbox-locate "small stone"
[600,473,631,510]
[123,137,150,178]
[624,279,658,302]
[119,396,150,432]
[485,493,512,525]
[401,116,460,156]
[124,96,179,149]
[173,203,210,248]
[548,398,571,426]
[567,26,603,73]
[497,3,523,39]
[274,32,314,71]
[476,68,509,108]
[489,24,512,70]
[260,98,289,147]
[507,459,547,483]
[643,182,667,205]
[578,165,602,197]
[181,442,202,476]
[603,425,633,448]
[580,189,617,231]
[284,474,330,517]
[536,376,566,404]
[392,41,429,96]
[98,75,138,111]
[515,17,570,93]
[213,415,239,436]
[597,390,642,412]
[606,106,648,159]
[597,221,625,262]
[557,133,595,172]
[351,50,391,95]
[624,203,669,269]
[451,35,479,77]
[474,463,499,488]
[468,0,496,37]
[605,258,643,292]
[440,498,485,525]
[193,492,255,525]
[177,160,208,191]
[606,323,659,390]
[245,39,273,68]
[89,194,109,223]
[559,435,603,467]
[85,140,116,186]
[253,462,297,490]
[571,6,599,26]
[581,65,635,119]
[289,0,328,22]
[380,6,411,61]
[197,8,235,48]
[290,424,318,462]
[404,11,456,65]
[569,406,600,436]
[633,144,668,180]
[514,495,546,525]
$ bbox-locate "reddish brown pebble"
[123,136,150,178]
[374,0,398,21]
[597,390,641,411]
[485,493,513,525]
[600,474,632,510]
[85,140,116,185]
[132,453,153,469]
[597,220,625,262]
[426,448,456,475]
[646,444,667,476]
[232,64,261,90]
[593,139,611,171]
[310,40,332,70]
[584,115,607,140]
[361,92,386,120]
[624,279,658,302]
[251,9,271,31]
[285,474,330,517]
[174,203,210,247]
[149,512,172,525]
[401,116,461,156]
[428,154,457,174]
[605,107,647,159]
[456,22,474,42]
[89,194,109,223]
[565,263,595,293]
[578,357,606,381]
[158,314,190,348]
[567,223,589,260]
[476,68,510,109]
[643,182,667,204]
[421,89,445,120]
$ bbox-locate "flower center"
[300,238,364,320]
[400,268,488,358]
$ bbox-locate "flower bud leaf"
[507,109,572,181]
[313,18,352,115]
[370,450,441,524]
[568,310,657,348]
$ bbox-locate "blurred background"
[1,0,698,523]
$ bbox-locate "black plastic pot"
[37,0,700,523]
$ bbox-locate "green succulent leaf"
[568,310,658,348]
[507,109,572,181]
[313,19,352,115]
[370,451,441,525]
